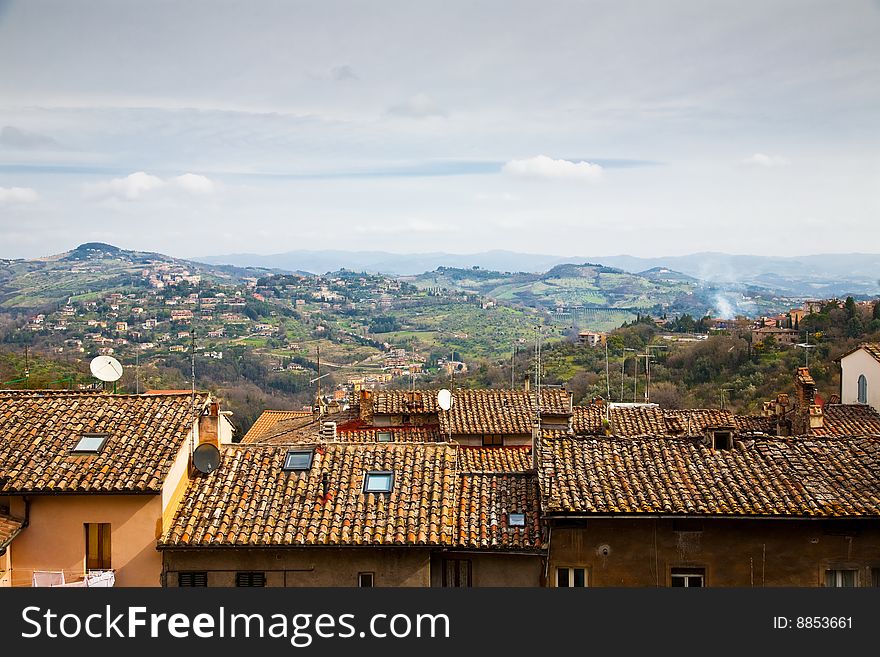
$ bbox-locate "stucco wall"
[548,518,880,587]
[840,349,880,410]
[7,494,163,587]
[164,548,432,587]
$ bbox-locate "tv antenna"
[89,355,123,392]
[795,330,815,367]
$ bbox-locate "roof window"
[283,449,314,471]
[71,433,109,454]
[363,471,394,493]
[508,513,526,527]
[376,431,393,443]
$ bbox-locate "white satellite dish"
[90,355,123,382]
[437,388,453,411]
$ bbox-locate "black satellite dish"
[192,443,221,474]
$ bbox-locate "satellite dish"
[192,443,221,474]
[90,355,123,382]
[437,388,453,411]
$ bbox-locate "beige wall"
[6,494,164,587]
[840,349,880,410]
[164,548,432,587]
[548,518,880,587]
[429,552,544,587]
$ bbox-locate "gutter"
[544,513,879,521]
[0,497,29,555]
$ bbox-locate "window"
[178,572,207,587]
[858,375,867,404]
[556,567,587,587]
[363,471,394,493]
[235,572,266,587]
[711,431,733,450]
[871,568,880,587]
[72,433,109,454]
[482,435,503,446]
[358,572,374,587]
[85,523,111,570]
[825,569,857,587]
[442,559,471,587]
[376,431,393,443]
[283,449,314,471]
[671,567,705,587]
[508,513,526,527]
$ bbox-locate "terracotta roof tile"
[811,405,880,437]
[337,426,445,443]
[0,391,207,494]
[456,445,533,472]
[572,405,605,434]
[610,406,666,436]
[161,443,458,547]
[664,409,735,434]
[242,410,312,443]
[734,415,778,434]
[372,391,440,415]
[836,342,880,364]
[439,390,571,436]
[456,473,543,550]
[540,434,880,517]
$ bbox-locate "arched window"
[858,374,867,404]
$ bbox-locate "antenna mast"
[190,328,196,455]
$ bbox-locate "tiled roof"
[241,406,359,445]
[456,472,542,550]
[241,410,312,443]
[836,342,880,364]
[0,391,206,493]
[161,442,545,552]
[161,443,458,547]
[372,391,440,415]
[572,405,605,434]
[457,445,533,472]
[0,512,24,549]
[337,426,445,443]
[439,389,571,436]
[610,406,666,436]
[734,415,778,434]
[540,435,880,517]
[664,409,735,434]
[811,405,880,437]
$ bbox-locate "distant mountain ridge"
[195,249,880,296]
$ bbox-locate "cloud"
[83,171,218,201]
[353,219,457,234]
[0,186,40,203]
[502,155,604,182]
[0,125,62,150]
[742,153,789,167]
[330,65,358,81]
[387,93,447,119]
[173,173,216,195]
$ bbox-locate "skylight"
[283,449,314,471]
[71,433,109,454]
[363,471,394,493]
[509,513,526,527]
[376,431,393,443]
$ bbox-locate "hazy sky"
[1,0,878,260]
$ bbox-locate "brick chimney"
[794,367,816,434]
[198,401,220,447]
[359,389,373,424]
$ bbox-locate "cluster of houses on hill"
[2,343,880,588]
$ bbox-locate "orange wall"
[7,495,163,587]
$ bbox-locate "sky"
[0,0,878,260]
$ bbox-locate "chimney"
[321,421,337,440]
[795,367,816,434]
[198,400,220,447]
[809,405,824,430]
[359,389,373,423]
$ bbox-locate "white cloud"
[330,65,358,81]
[0,186,40,203]
[742,153,789,167]
[173,173,216,195]
[387,93,447,119]
[353,219,457,234]
[84,171,218,201]
[502,155,604,182]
